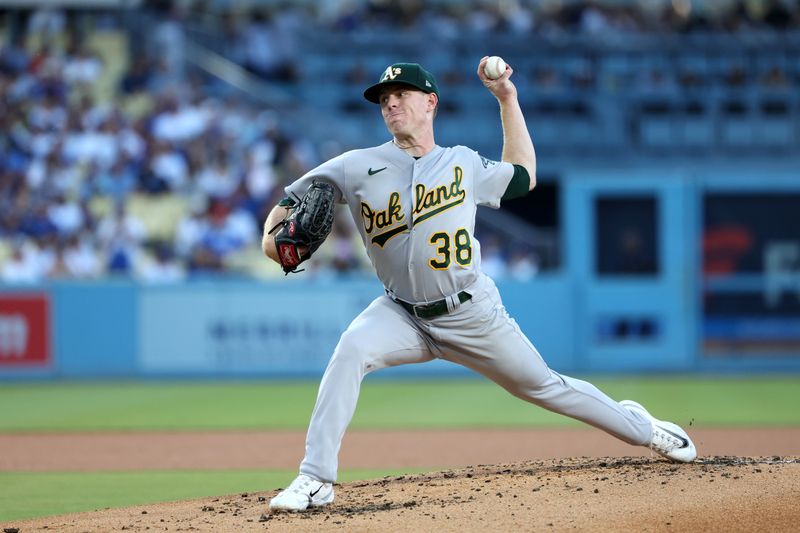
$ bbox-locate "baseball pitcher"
[262,58,697,512]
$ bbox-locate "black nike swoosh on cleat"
[309,486,322,497]
[368,167,387,175]
[660,426,690,448]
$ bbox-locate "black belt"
[391,291,472,319]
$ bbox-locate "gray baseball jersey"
[285,141,512,303]
[284,141,654,484]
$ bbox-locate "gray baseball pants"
[300,274,652,483]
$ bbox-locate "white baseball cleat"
[269,474,334,512]
[620,400,697,463]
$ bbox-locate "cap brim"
[363,82,385,104]
[363,81,431,104]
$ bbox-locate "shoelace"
[650,426,685,453]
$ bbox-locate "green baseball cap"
[363,62,439,104]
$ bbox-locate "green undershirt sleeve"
[501,164,531,201]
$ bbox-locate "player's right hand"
[477,56,516,101]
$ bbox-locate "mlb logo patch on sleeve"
[480,155,498,168]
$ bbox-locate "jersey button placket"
[407,161,418,296]
[411,161,420,234]
[410,161,419,236]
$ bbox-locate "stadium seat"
[127,194,190,241]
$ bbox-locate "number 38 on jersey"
[428,228,472,270]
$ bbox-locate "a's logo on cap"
[425,80,431,87]
[381,66,402,82]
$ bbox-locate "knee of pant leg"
[330,331,374,372]
[506,371,563,403]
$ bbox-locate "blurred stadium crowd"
[1,0,799,283]
[178,0,800,38]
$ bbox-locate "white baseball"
[484,56,507,80]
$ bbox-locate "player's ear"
[428,92,438,116]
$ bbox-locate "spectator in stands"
[242,145,277,214]
[151,93,208,144]
[150,4,187,82]
[62,110,106,167]
[30,235,58,279]
[499,1,535,34]
[195,148,239,199]
[465,3,500,34]
[0,33,31,75]
[1,182,29,237]
[138,241,186,283]
[61,232,102,279]
[46,193,84,236]
[187,244,224,275]
[120,56,153,94]
[46,239,71,279]
[186,200,254,275]
[224,202,259,250]
[19,203,58,240]
[116,115,147,165]
[63,42,103,88]
[27,6,66,40]
[174,200,207,260]
[28,90,66,132]
[97,201,146,275]
[94,156,137,203]
[0,172,21,235]
[26,150,58,191]
[1,240,42,284]
[146,140,189,193]
[580,2,613,35]
[242,11,297,83]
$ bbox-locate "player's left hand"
[477,56,517,101]
[270,181,335,274]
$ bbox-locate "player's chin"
[386,121,407,137]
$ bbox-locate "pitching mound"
[6,456,799,532]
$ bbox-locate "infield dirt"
[2,429,799,532]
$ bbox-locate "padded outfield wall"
[0,278,574,379]
[2,165,799,380]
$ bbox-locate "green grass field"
[3,376,799,432]
[1,376,798,522]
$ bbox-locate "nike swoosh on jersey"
[368,167,387,175]
[371,224,409,247]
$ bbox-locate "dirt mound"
[6,456,799,532]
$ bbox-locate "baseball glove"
[270,181,335,274]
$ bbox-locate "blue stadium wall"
[2,166,799,380]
